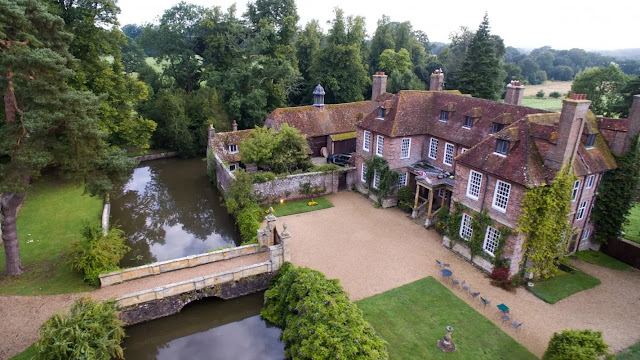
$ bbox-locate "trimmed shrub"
[252,171,276,183]
[71,223,130,285]
[489,266,515,291]
[536,90,545,98]
[397,186,414,213]
[262,263,389,359]
[543,329,610,360]
[549,91,562,99]
[35,297,125,360]
[236,203,262,244]
[312,163,341,173]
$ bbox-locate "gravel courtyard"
[283,191,640,357]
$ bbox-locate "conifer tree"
[457,14,505,100]
[0,0,134,275]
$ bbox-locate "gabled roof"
[265,101,371,138]
[357,91,549,148]
[211,129,253,163]
[457,112,617,187]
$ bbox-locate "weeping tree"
[0,0,134,275]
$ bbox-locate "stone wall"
[252,168,355,204]
[100,244,260,286]
[442,235,495,273]
[211,153,236,194]
[132,151,178,162]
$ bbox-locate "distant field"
[145,57,165,73]
[521,97,564,112]
[523,81,572,97]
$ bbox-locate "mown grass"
[0,179,101,295]
[575,250,631,270]
[357,277,537,360]
[521,97,564,112]
[527,269,601,304]
[263,197,333,217]
[617,342,640,360]
[9,344,36,360]
[622,203,640,244]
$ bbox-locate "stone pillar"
[265,211,276,246]
[232,120,238,132]
[430,69,445,91]
[371,72,388,110]
[281,223,291,263]
[544,94,590,171]
[624,95,640,153]
[504,80,525,106]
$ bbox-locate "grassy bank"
[575,250,631,270]
[263,197,333,217]
[0,179,101,295]
[521,97,564,112]
[622,203,640,244]
[527,269,601,304]
[357,277,536,360]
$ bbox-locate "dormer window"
[495,139,509,155]
[585,134,596,148]
[440,110,449,122]
[463,116,473,129]
[229,144,238,154]
[377,107,386,119]
[491,122,504,134]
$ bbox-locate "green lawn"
[617,342,640,360]
[357,277,536,360]
[521,97,564,112]
[0,179,101,295]
[264,197,333,217]
[575,250,631,270]
[622,203,640,244]
[527,269,601,304]
[10,344,36,360]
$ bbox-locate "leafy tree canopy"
[571,64,630,116]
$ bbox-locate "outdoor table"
[497,303,509,314]
[440,269,453,278]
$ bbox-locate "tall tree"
[439,26,473,90]
[369,15,395,73]
[294,20,322,104]
[0,0,134,275]
[457,14,505,100]
[571,65,630,116]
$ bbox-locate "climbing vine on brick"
[364,157,399,205]
[518,166,575,279]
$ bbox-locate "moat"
[110,157,241,268]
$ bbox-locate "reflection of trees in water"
[111,159,241,266]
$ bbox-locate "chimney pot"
[371,71,388,110]
[232,120,238,132]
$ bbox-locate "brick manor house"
[210,69,639,276]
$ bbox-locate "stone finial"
[208,124,216,140]
[281,222,290,238]
[437,326,456,352]
[232,120,238,132]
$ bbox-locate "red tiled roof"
[211,129,253,163]
[598,117,629,132]
[265,101,371,138]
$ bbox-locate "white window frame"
[401,138,411,159]
[461,148,469,153]
[229,163,237,172]
[572,180,581,202]
[459,213,473,240]
[492,180,511,213]
[483,226,501,257]
[577,200,588,220]
[228,144,238,154]
[438,189,444,197]
[444,143,455,166]
[585,175,595,189]
[428,138,438,160]
[363,130,371,151]
[582,228,591,241]
[376,135,384,157]
[397,172,407,189]
[463,116,473,129]
[361,163,367,183]
[373,170,380,189]
[466,170,482,200]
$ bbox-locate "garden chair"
[511,321,523,331]
[501,314,510,323]
[470,291,480,300]
[462,281,470,292]
[451,278,459,287]
[480,297,490,308]
[436,260,451,268]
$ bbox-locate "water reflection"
[110,158,241,267]
[122,293,285,360]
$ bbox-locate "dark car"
[326,153,352,167]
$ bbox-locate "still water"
[110,158,241,267]
[122,292,285,360]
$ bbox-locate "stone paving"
[283,191,640,358]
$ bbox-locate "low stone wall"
[131,151,178,162]
[253,168,355,204]
[118,269,274,325]
[99,244,260,286]
[442,235,494,273]
[211,153,236,194]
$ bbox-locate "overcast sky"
[117,0,638,51]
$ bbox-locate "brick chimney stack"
[504,80,525,106]
[429,69,445,91]
[371,72,388,110]
[623,95,640,153]
[232,120,238,132]
[544,94,590,171]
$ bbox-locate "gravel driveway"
[283,191,640,357]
